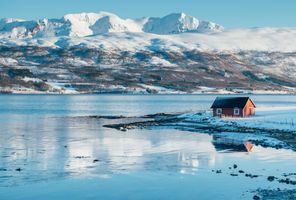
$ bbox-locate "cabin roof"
[210,97,256,109]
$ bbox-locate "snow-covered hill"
[1,28,296,53]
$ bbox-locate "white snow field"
[1,28,296,53]
[223,106,296,131]
[185,105,296,132]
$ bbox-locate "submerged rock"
[230,173,238,176]
[15,168,22,171]
[253,195,260,200]
[254,189,296,199]
[245,174,259,178]
[267,176,275,182]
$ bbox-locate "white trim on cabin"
[234,107,240,116]
[216,108,222,115]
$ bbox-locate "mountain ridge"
[0,11,223,38]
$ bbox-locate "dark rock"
[74,156,89,159]
[245,174,259,178]
[15,168,22,171]
[120,127,128,132]
[255,188,296,199]
[238,170,244,173]
[279,178,290,184]
[233,164,238,169]
[290,180,296,185]
[93,159,100,163]
[216,170,222,174]
[267,176,275,182]
[253,195,260,200]
[283,173,296,177]
[230,173,238,176]
[89,115,126,119]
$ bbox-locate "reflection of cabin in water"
[211,97,256,118]
[212,135,254,152]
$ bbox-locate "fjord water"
[0,94,296,200]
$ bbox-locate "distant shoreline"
[1,92,296,95]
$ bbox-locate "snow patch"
[149,56,177,67]
[0,57,18,65]
[22,77,42,82]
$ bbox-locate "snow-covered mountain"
[0,12,223,38]
[0,11,296,94]
[143,12,223,34]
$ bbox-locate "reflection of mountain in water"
[0,116,218,186]
[1,111,296,187]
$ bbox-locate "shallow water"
[0,94,296,199]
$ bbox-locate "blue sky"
[1,0,295,28]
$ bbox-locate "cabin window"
[234,108,240,115]
[216,108,222,115]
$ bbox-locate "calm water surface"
[0,94,296,200]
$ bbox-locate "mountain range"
[0,12,295,94]
[0,12,223,38]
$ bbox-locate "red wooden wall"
[212,99,255,118]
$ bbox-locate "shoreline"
[99,111,296,151]
[1,91,296,95]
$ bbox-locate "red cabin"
[211,97,256,118]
